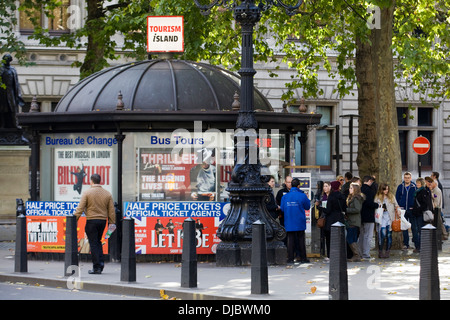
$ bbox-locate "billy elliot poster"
[54,148,113,201]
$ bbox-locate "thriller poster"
[138,148,217,201]
[54,148,113,201]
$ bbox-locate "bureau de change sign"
[147,16,184,53]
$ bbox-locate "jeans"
[378,225,392,251]
[85,219,107,271]
[358,222,374,258]
[346,226,359,245]
[402,211,412,248]
[287,231,307,262]
[410,214,424,250]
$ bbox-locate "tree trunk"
[371,3,402,190]
[80,0,107,79]
[355,34,379,179]
[356,2,401,190]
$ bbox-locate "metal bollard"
[64,215,78,276]
[329,222,348,300]
[419,224,440,300]
[120,217,136,282]
[434,208,443,251]
[251,220,269,294]
[181,218,197,288]
[14,200,27,273]
[109,202,121,262]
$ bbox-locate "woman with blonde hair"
[375,183,400,258]
[345,183,364,262]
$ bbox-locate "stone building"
[1,1,449,217]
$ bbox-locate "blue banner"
[26,201,78,216]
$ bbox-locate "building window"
[397,105,435,172]
[398,130,408,169]
[418,130,433,170]
[417,107,433,127]
[19,0,70,35]
[315,106,332,168]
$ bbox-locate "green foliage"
[0,0,448,102]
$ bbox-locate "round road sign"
[413,136,430,155]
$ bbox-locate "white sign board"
[292,172,312,233]
[147,16,184,53]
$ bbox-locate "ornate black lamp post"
[194,0,303,266]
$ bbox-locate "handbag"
[415,197,434,222]
[317,215,326,228]
[375,206,383,224]
[400,210,411,230]
[423,210,434,223]
[392,217,402,232]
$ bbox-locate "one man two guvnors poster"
[25,201,109,254]
[54,148,113,201]
[124,201,229,254]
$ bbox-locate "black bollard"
[329,222,348,300]
[419,224,440,300]
[434,208,443,251]
[251,220,269,294]
[14,200,27,273]
[120,217,136,282]
[181,218,197,288]
[64,215,78,276]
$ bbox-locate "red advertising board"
[26,201,109,254]
[124,201,228,255]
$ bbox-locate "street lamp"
[194,0,303,266]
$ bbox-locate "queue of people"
[269,170,448,264]
[314,171,448,261]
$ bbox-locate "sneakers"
[88,269,102,274]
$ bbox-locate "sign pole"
[418,154,422,178]
[412,136,430,178]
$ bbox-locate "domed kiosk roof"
[18,59,321,133]
[55,59,272,113]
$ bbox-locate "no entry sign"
[147,16,184,53]
[413,136,430,155]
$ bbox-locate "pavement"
[1,235,450,301]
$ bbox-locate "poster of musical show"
[54,148,113,201]
[25,201,109,254]
[124,201,229,255]
[138,147,218,202]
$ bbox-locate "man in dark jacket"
[395,172,417,249]
[360,176,378,259]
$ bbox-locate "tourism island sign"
[147,16,184,53]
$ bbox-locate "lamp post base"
[216,240,286,267]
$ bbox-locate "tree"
[1,0,448,187]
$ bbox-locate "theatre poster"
[54,148,113,201]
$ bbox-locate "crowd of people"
[266,171,448,264]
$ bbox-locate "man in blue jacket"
[395,172,417,250]
[281,178,311,264]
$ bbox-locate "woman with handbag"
[345,183,364,262]
[411,178,432,253]
[375,183,400,258]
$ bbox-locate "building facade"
[4,1,450,208]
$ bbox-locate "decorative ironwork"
[195,0,303,265]
[193,0,303,16]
